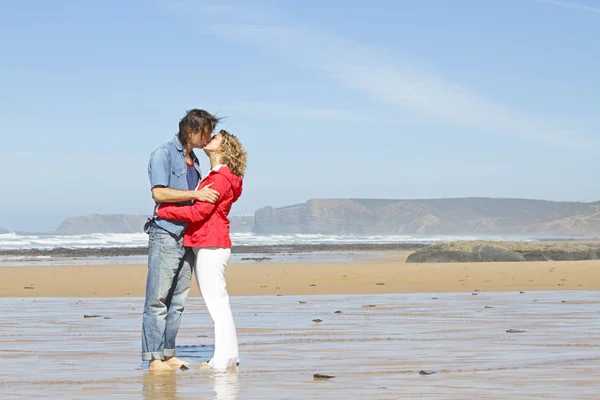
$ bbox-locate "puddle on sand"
[1,291,599,399]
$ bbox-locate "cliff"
[253,198,600,237]
[56,213,255,234]
[54,198,600,236]
[56,214,150,234]
[229,215,254,233]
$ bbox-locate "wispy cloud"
[223,101,401,124]
[164,1,596,151]
[536,0,600,14]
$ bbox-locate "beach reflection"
[142,371,180,400]
[140,369,238,400]
[213,371,239,400]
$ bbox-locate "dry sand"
[1,253,599,297]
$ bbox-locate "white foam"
[0,233,149,250]
[0,232,536,251]
[229,233,523,246]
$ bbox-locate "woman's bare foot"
[148,360,174,371]
[164,356,190,369]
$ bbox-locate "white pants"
[193,248,239,370]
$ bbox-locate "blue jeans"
[142,223,193,361]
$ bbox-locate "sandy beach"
[1,253,599,297]
[2,255,600,399]
[1,292,599,399]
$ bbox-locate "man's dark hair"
[178,109,220,146]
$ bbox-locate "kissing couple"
[141,109,247,371]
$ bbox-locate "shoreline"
[3,238,599,258]
[3,238,600,264]
[0,242,426,259]
[1,258,599,297]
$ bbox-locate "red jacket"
[156,164,243,248]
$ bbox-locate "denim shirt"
[148,136,202,236]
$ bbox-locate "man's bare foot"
[194,362,211,370]
[164,356,190,369]
[148,360,174,371]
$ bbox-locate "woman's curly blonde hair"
[219,130,247,178]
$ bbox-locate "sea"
[0,231,519,250]
[0,231,536,265]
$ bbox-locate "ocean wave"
[0,232,529,250]
[0,233,149,250]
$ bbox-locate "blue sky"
[1,0,599,232]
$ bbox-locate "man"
[142,109,220,371]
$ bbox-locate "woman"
[156,130,246,370]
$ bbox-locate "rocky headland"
[53,197,600,237]
[253,198,600,237]
[406,241,600,263]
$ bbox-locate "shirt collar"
[209,164,227,173]
[173,135,184,152]
[173,136,200,163]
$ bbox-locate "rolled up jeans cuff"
[164,349,176,357]
[142,351,164,361]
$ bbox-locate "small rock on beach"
[313,374,335,380]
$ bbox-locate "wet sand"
[1,256,600,297]
[0,292,599,399]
